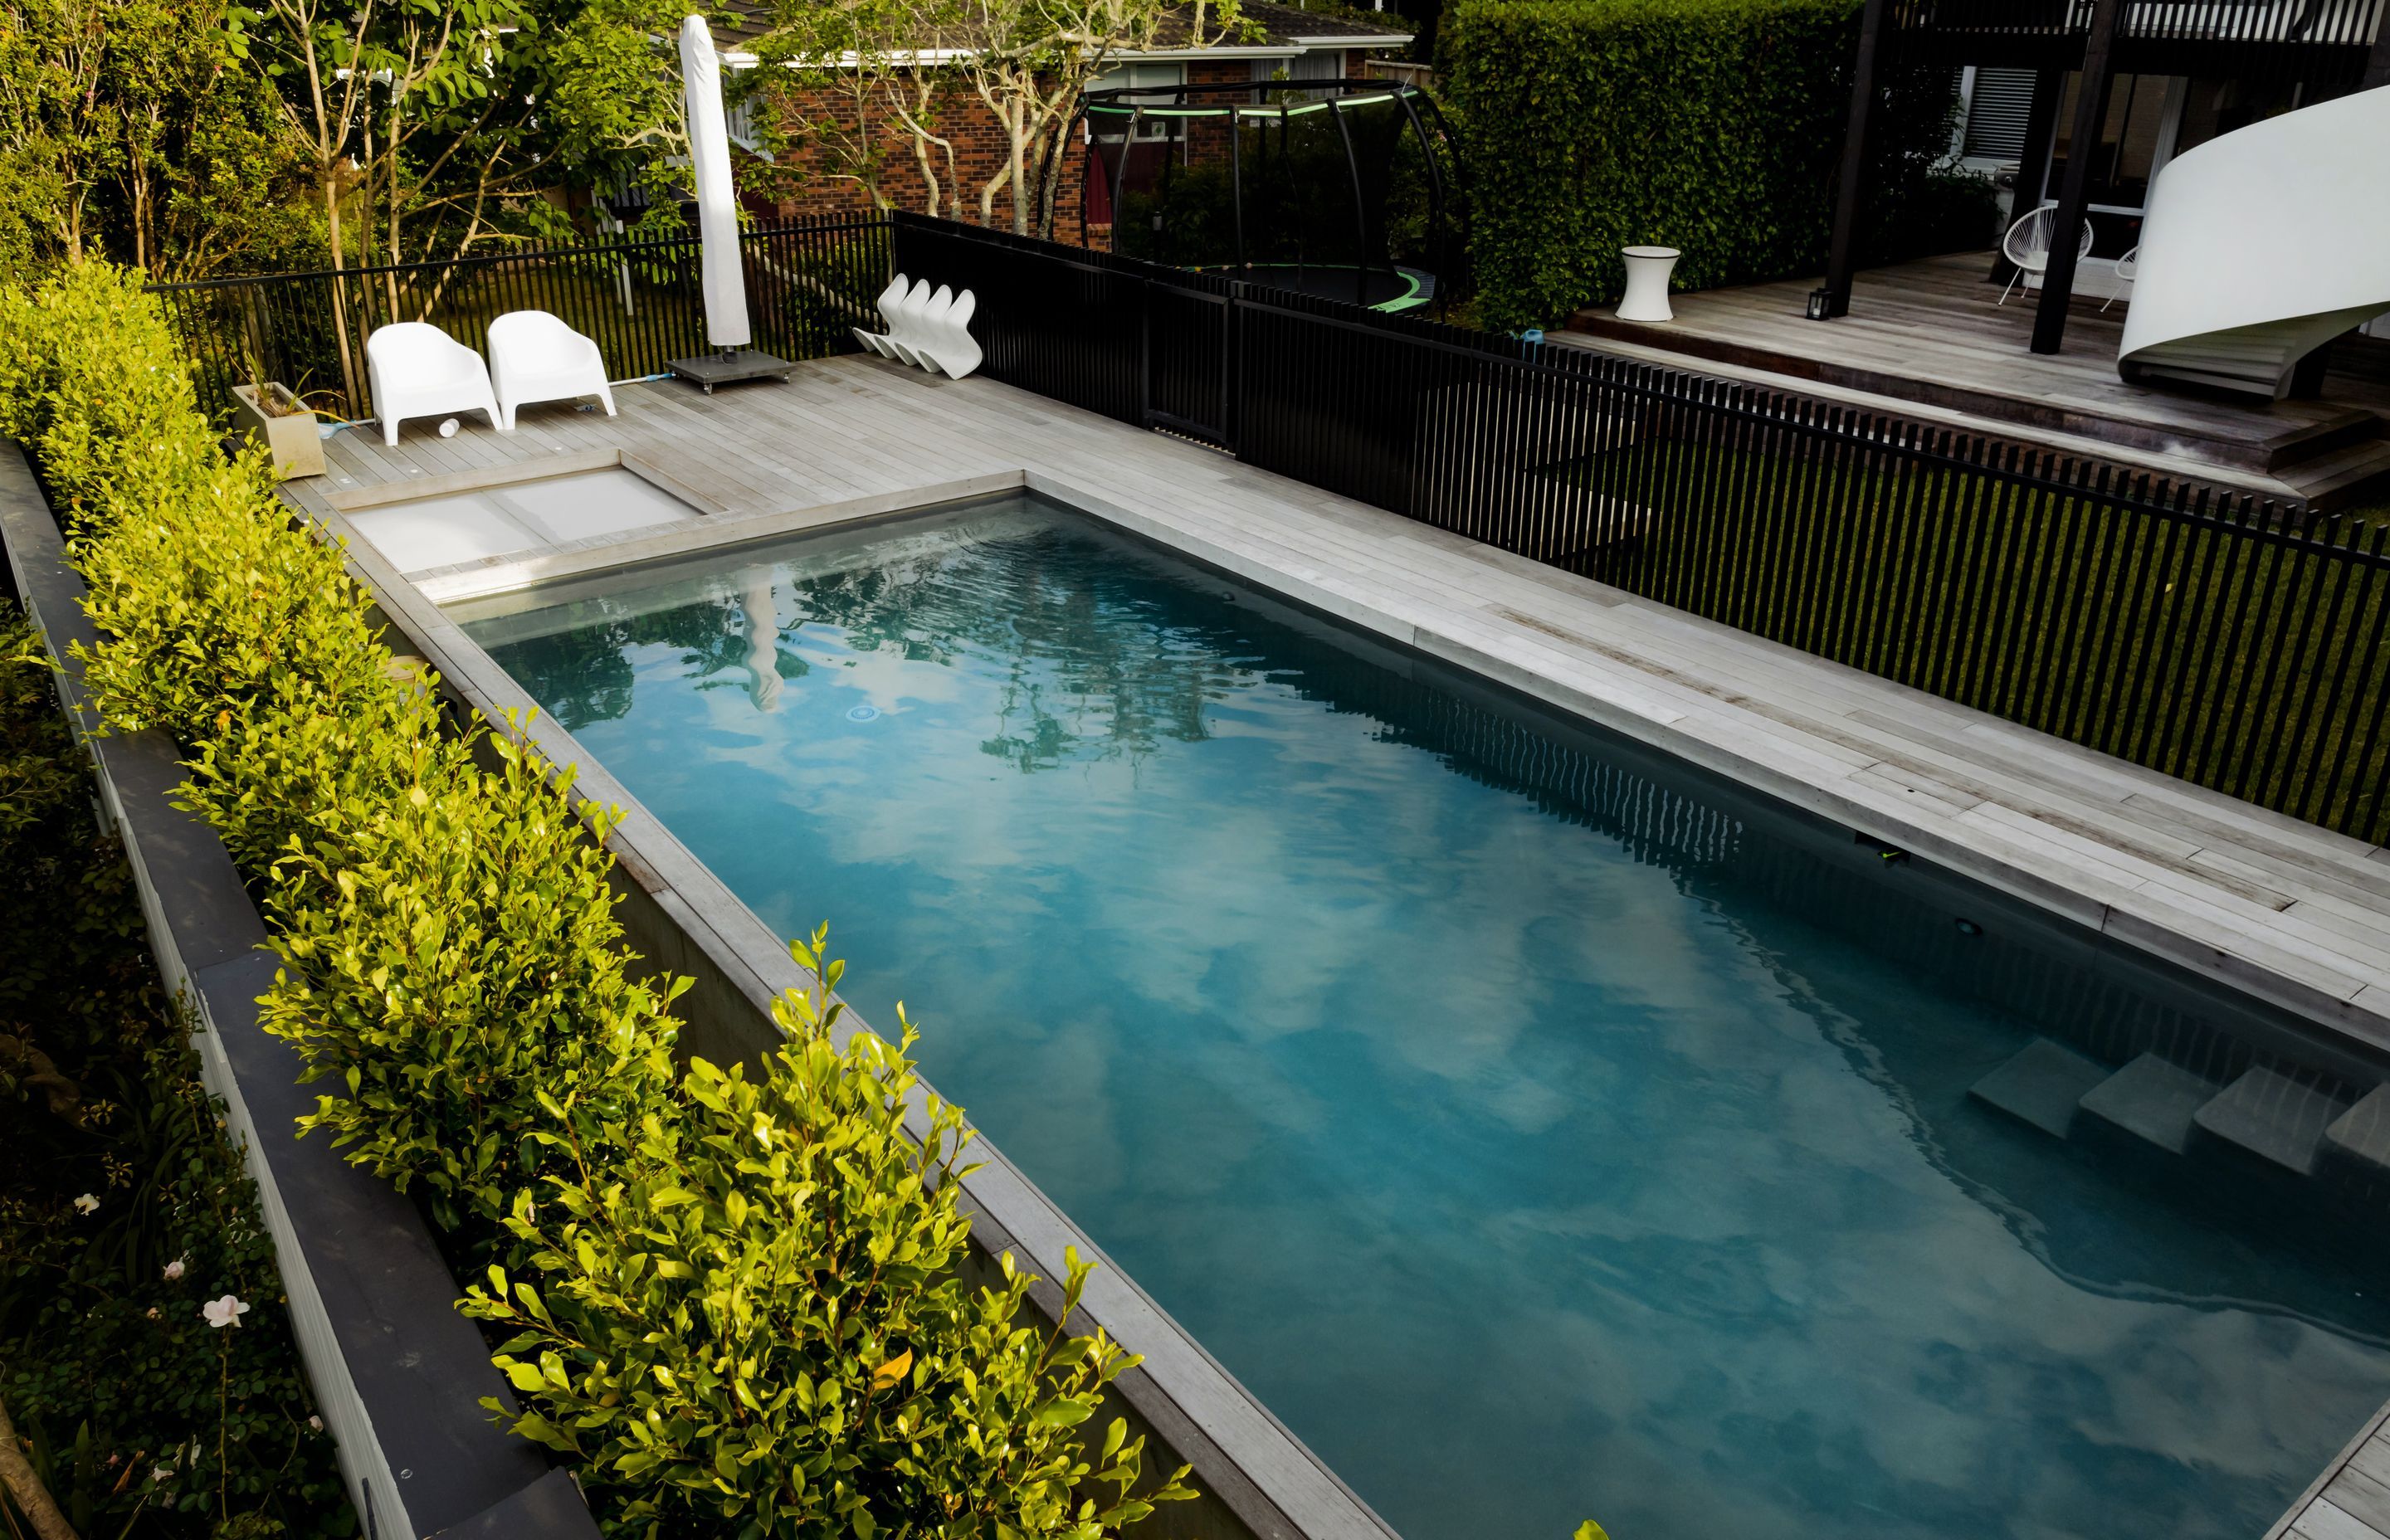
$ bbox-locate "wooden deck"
[1564,252,2390,507]
[2271,1398,2390,1540]
[287,356,2390,1537]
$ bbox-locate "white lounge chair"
[1997,201,2097,306]
[916,290,983,379]
[855,275,910,357]
[367,322,503,446]
[890,285,951,368]
[488,310,616,429]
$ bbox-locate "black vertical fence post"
[154,209,2390,849]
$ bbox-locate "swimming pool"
[453,492,2390,1540]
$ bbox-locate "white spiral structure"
[2119,85,2390,399]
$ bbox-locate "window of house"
[1087,61,1188,141]
[1961,67,2039,163]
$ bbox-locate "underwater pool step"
[2078,1054,2226,1155]
[1969,1038,2111,1138]
[2324,1088,2390,1183]
[2192,1067,2355,1176]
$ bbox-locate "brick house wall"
[744,51,1357,251]
[750,78,1096,246]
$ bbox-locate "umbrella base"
[666,349,794,395]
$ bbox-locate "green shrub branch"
[0,261,1192,1539]
[1437,0,1998,330]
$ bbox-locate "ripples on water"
[458,495,2390,1540]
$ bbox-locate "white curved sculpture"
[2120,88,2390,399]
[366,322,502,446]
[487,310,616,429]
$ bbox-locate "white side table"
[1617,246,1681,324]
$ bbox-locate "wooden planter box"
[232,383,327,479]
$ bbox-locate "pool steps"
[1971,1039,2390,1193]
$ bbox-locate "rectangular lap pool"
[451,491,2390,1540]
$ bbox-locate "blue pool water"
[456,495,2390,1540]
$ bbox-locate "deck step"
[1969,1038,2110,1138]
[2191,1067,2354,1175]
[2077,1053,2225,1155]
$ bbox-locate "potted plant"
[230,332,326,479]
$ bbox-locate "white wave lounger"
[366,321,503,446]
[488,309,617,430]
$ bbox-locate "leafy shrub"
[464,936,1189,1538]
[0,602,354,1540]
[1437,0,1996,329]
[2,261,1191,1538]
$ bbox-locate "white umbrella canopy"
[680,14,750,351]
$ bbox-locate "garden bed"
[0,442,602,1540]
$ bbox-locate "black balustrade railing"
[150,212,2390,845]
[149,216,890,423]
[889,213,2390,845]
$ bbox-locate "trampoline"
[1079,79,1460,314]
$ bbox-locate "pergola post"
[1818,0,1893,319]
[1990,66,2066,287]
[2030,0,2126,355]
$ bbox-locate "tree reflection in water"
[485,526,1259,772]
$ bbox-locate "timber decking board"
[1563,252,2390,477]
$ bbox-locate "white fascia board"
[720,37,1409,67]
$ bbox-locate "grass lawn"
[1558,434,2390,844]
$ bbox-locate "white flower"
[151,1466,173,1484]
[202,1295,251,1329]
[72,1194,99,1215]
[309,1416,324,1432]
[163,1256,187,1280]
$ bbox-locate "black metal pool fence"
[153,212,2390,846]
[147,214,892,426]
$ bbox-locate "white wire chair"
[2102,246,2139,313]
[1998,202,2099,305]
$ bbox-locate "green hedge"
[0,262,1191,1539]
[1438,0,1997,330]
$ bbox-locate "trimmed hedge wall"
[1439,0,1997,330]
[0,262,1191,1540]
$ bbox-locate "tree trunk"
[0,1393,80,1540]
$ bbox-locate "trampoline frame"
[1076,78,1461,313]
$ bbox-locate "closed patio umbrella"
[665,14,792,392]
[680,15,748,350]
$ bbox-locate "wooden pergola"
[1819,0,2390,358]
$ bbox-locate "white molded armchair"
[366,322,503,446]
[1998,201,2097,306]
[488,310,615,430]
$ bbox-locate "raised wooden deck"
[286,355,2390,1538]
[1564,252,2390,508]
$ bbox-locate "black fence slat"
[152,209,2390,846]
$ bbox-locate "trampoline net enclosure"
[1079,79,1459,313]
